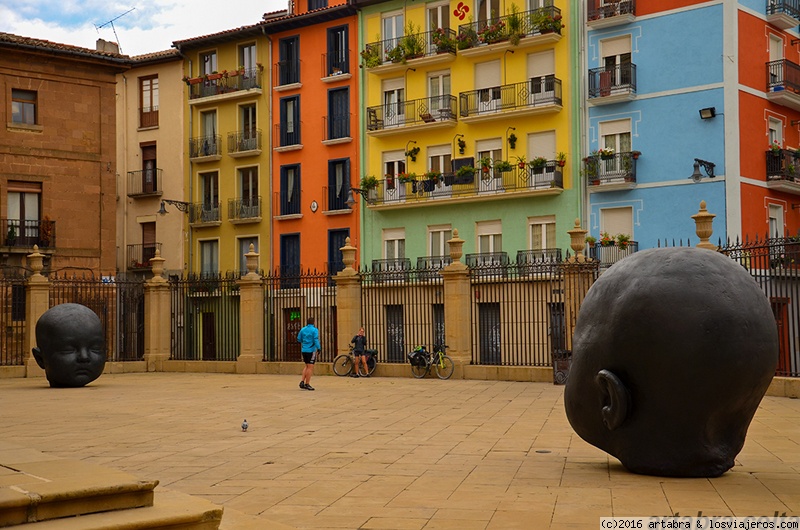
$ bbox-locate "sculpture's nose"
[76,346,91,362]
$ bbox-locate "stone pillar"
[237,244,264,374]
[440,229,470,374]
[144,249,171,372]
[692,200,717,250]
[333,237,361,356]
[563,221,594,351]
[25,246,49,378]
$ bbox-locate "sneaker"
[305,384,315,391]
[299,381,306,389]
[350,373,359,378]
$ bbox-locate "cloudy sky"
[1,0,288,57]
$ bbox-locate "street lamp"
[157,199,190,215]
[689,159,715,182]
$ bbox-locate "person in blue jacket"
[297,316,321,391]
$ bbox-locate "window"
[383,151,406,196]
[327,87,350,140]
[477,220,502,253]
[309,0,327,9]
[383,228,406,259]
[139,76,159,128]
[474,61,501,113]
[200,171,219,222]
[280,233,301,279]
[239,166,259,217]
[11,89,36,125]
[527,50,555,104]
[328,229,349,275]
[240,104,257,150]
[328,159,350,211]
[769,117,783,147]
[238,237,258,274]
[601,36,632,88]
[279,96,300,146]
[476,139,502,181]
[382,77,405,127]
[529,216,556,251]
[199,110,218,156]
[278,36,300,85]
[428,71,452,115]
[382,11,404,47]
[427,1,450,31]
[599,119,631,175]
[200,240,219,277]
[280,165,301,215]
[141,144,158,193]
[239,43,256,71]
[7,181,41,245]
[429,225,452,257]
[327,25,349,75]
[200,51,217,76]
[428,146,452,174]
[477,0,500,26]
[769,204,785,237]
[141,222,157,264]
[600,206,633,238]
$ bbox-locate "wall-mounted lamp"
[689,159,716,182]
[699,107,717,120]
[792,120,800,127]
[453,133,465,156]
[791,203,800,210]
[157,199,190,215]
[345,187,370,208]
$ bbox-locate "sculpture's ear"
[32,348,45,369]
[595,369,630,431]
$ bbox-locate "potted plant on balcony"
[556,151,567,167]
[769,141,783,156]
[6,224,16,246]
[39,215,54,248]
[494,160,513,172]
[597,147,615,160]
[478,156,493,176]
[583,156,600,184]
[456,25,479,50]
[507,3,524,45]
[360,174,379,191]
[478,19,507,44]
[405,146,421,162]
[585,235,597,248]
[397,172,417,183]
[360,42,381,68]
[530,156,548,173]
[514,155,527,169]
[455,164,476,184]
[616,233,631,250]
[423,170,442,191]
[599,232,614,247]
[432,27,456,54]
[400,23,426,59]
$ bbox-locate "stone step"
[7,490,222,530]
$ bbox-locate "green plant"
[478,17,506,44]
[508,132,517,149]
[360,42,381,68]
[583,156,599,178]
[478,156,493,172]
[405,146,420,161]
[533,10,563,34]
[616,233,631,249]
[424,170,442,181]
[456,24,478,50]
[530,156,548,169]
[556,151,567,167]
[431,27,456,53]
[360,175,379,190]
[494,160,513,172]
[6,224,16,243]
[599,232,614,247]
[400,23,426,58]
[39,215,54,246]
[457,137,467,154]
[386,44,405,63]
[456,165,475,178]
[770,141,782,154]
[507,3,523,45]
[397,172,417,183]
[514,155,527,169]
[585,235,597,247]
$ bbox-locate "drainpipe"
[262,25,275,272]
[176,46,194,275]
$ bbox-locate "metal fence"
[169,274,240,361]
[263,269,337,363]
[0,276,26,365]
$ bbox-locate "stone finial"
[692,200,717,250]
[27,245,47,282]
[340,236,357,271]
[447,229,465,262]
[149,248,166,280]
[567,219,588,263]
[244,243,260,277]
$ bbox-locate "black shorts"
[353,350,365,357]
[302,351,316,364]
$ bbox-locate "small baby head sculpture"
[32,303,106,388]
[565,247,778,477]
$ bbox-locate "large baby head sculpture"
[564,247,778,477]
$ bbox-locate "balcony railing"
[323,114,351,141]
[584,152,639,186]
[322,50,350,77]
[516,249,562,265]
[276,60,300,86]
[139,106,158,128]
[323,185,350,212]
[371,258,412,282]
[1,218,56,248]
[361,28,457,68]
[274,123,301,149]
[228,197,262,221]
[188,68,262,99]
[366,95,457,132]
[127,169,163,197]
[276,187,301,216]
[456,6,563,50]
[127,243,161,270]
[459,77,561,118]
[227,129,262,154]
[767,0,800,29]
[188,202,221,224]
[588,241,639,270]
[768,59,800,93]
[189,135,222,159]
[588,63,637,99]
[587,0,635,23]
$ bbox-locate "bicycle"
[332,345,377,377]
[407,344,454,380]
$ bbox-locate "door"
[478,303,501,365]
[285,308,302,362]
[328,228,349,275]
[142,145,157,193]
[141,222,156,263]
[201,312,216,360]
[382,78,405,127]
[328,88,350,140]
[328,159,349,211]
[771,298,791,375]
[386,304,405,363]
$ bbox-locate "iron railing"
[767,0,800,20]
[274,122,301,148]
[276,60,300,86]
[371,258,412,283]
[456,5,563,50]
[766,149,800,182]
[584,152,639,185]
[361,28,457,68]
[227,129,262,154]
[277,186,301,216]
[768,58,800,93]
[323,185,350,212]
[188,202,221,224]
[127,169,163,197]
[189,135,222,158]
[0,277,25,365]
[516,249,563,265]
[366,95,457,132]
[588,63,637,99]
[322,49,350,77]
[1,218,56,248]
[587,241,639,270]
[139,106,158,128]
[459,77,561,118]
[323,114,351,141]
[188,68,262,99]
[587,0,635,22]
[127,243,161,270]
[228,197,261,221]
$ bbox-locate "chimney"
[96,38,120,54]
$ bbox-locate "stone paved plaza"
[2,372,800,529]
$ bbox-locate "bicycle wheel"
[365,355,377,376]
[411,360,429,379]
[332,355,353,376]
[435,355,454,380]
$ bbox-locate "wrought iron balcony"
[361,28,457,70]
[322,49,350,78]
[767,0,800,29]
[1,218,56,248]
[323,185,350,212]
[371,258,411,282]
[139,106,158,128]
[274,123,302,149]
[127,243,161,270]
[227,196,261,221]
[188,202,221,225]
[766,148,800,194]
[227,129,262,155]
[275,60,300,87]
[516,249,562,265]
[767,59,800,111]
[584,152,639,188]
[127,169,163,197]
[187,67,262,99]
[417,255,452,269]
[588,63,637,102]
[323,114,351,141]
[456,6,563,51]
[587,0,635,27]
[467,252,509,277]
[189,135,222,159]
[458,77,562,120]
[366,95,457,134]
[588,241,639,270]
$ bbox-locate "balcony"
[767,0,800,29]
[467,252,509,278]
[588,63,637,104]
[584,152,639,191]
[127,169,163,198]
[188,202,221,226]
[274,61,300,91]
[227,129,262,158]
[456,6,563,57]
[1,218,56,249]
[321,50,351,81]
[322,114,352,144]
[588,241,638,270]
[187,68,263,102]
[458,77,562,123]
[364,165,563,207]
[371,258,411,282]
[228,197,262,223]
[366,95,457,136]
[139,106,158,128]
[127,243,161,271]
[587,0,635,29]
[273,123,302,152]
[323,185,351,213]
[766,148,800,194]
[516,248,562,265]
[361,28,457,74]
[767,59,800,111]
[189,135,222,162]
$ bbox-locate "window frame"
[11,89,37,126]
